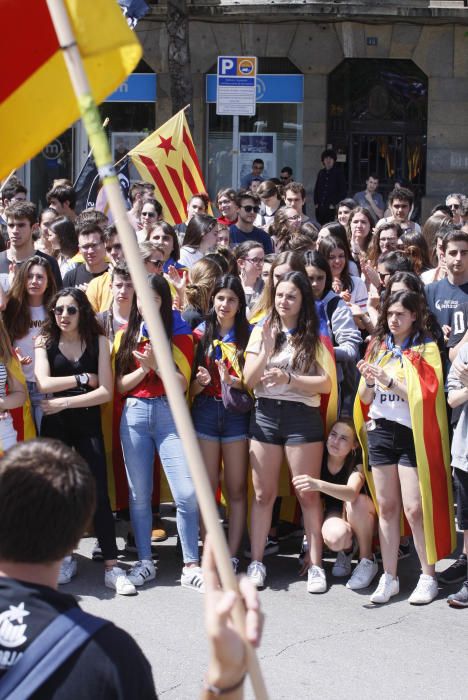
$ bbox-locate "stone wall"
[137,14,468,215]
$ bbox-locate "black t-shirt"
[0,577,157,699]
[446,301,468,348]
[0,249,62,290]
[63,263,108,288]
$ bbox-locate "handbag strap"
[0,607,109,700]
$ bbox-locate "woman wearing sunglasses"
[137,199,162,242]
[35,288,136,596]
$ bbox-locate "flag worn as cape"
[353,338,456,564]
[127,110,210,225]
[8,357,36,448]
[101,310,194,510]
[0,0,141,180]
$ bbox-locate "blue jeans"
[120,396,200,563]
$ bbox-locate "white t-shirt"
[368,357,411,428]
[179,246,203,268]
[246,327,322,407]
[15,306,47,382]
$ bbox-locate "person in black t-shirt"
[0,441,263,699]
[62,224,108,291]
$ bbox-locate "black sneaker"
[438,555,467,585]
[447,581,468,608]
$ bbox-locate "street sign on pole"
[216,56,257,116]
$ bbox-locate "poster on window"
[238,133,277,189]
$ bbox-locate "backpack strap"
[0,607,110,700]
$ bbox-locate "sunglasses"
[449,204,460,210]
[141,211,156,217]
[147,259,164,268]
[241,205,260,213]
[378,272,391,282]
[54,305,78,316]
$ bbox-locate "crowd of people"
[0,171,467,614]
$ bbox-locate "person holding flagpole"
[355,290,455,605]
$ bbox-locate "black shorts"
[454,468,468,531]
[367,418,417,468]
[249,397,324,446]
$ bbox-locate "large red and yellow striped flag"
[0,0,141,181]
[127,110,209,225]
[354,339,456,564]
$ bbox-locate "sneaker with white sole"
[346,556,378,590]
[447,581,468,608]
[105,567,137,596]
[127,559,156,587]
[181,566,204,592]
[247,560,266,588]
[408,574,438,605]
[58,556,77,585]
[332,542,356,577]
[307,565,327,594]
[370,572,399,604]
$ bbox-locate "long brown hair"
[4,256,57,342]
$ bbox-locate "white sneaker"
[58,556,77,585]
[105,566,137,596]
[408,574,438,605]
[346,557,379,590]
[370,572,399,604]
[127,559,156,587]
[181,566,204,593]
[332,550,353,577]
[247,560,266,588]
[307,565,327,594]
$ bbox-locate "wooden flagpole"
[45,2,268,698]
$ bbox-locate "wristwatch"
[75,373,89,387]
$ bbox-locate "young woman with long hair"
[35,287,135,595]
[0,318,26,452]
[293,418,378,591]
[35,207,58,256]
[318,236,368,312]
[269,207,302,252]
[148,221,184,273]
[249,250,306,323]
[399,230,433,276]
[116,275,202,591]
[244,271,333,593]
[348,207,374,269]
[4,256,57,431]
[191,275,252,570]
[182,257,223,329]
[46,216,79,276]
[179,214,218,268]
[356,290,452,605]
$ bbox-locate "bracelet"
[287,372,292,385]
[203,674,246,696]
[365,381,375,388]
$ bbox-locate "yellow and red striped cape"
[101,315,194,511]
[8,356,36,452]
[353,338,456,564]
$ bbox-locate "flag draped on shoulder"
[0,0,141,180]
[8,357,36,446]
[353,337,456,565]
[127,110,209,225]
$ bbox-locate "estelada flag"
[0,0,141,180]
[353,338,456,565]
[8,357,36,447]
[127,110,210,225]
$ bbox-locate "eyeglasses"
[147,259,164,268]
[80,242,103,251]
[241,205,260,213]
[141,211,156,217]
[54,305,78,316]
[244,256,264,265]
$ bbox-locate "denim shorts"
[367,418,417,468]
[192,394,250,443]
[249,397,324,446]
